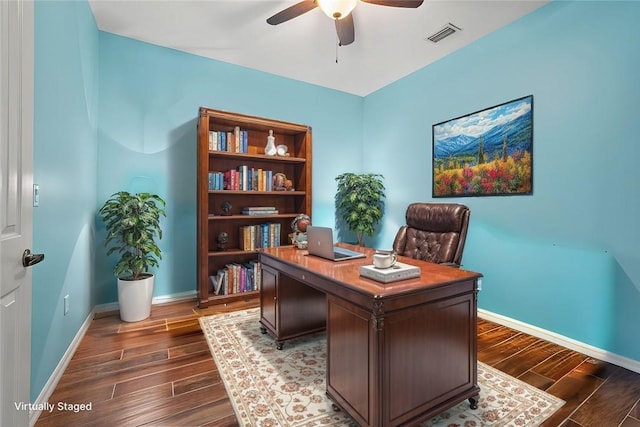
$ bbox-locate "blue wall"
[95,33,363,303]
[32,0,99,401]
[363,1,640,361]
[31,0,640,404]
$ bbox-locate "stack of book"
[242,206,278,215]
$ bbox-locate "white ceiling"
[88,0,548,96]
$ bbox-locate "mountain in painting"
[434,111,532,161]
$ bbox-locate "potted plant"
[99,191,166,322]
[335,172,385,246]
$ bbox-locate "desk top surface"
[259,244,482,298]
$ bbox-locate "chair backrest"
[392,203,470,266]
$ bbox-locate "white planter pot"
[117,274,154,322]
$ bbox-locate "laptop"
[306,226,366,261]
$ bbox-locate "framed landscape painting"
[432,95,533,197]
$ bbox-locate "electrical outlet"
[64,295,69,315]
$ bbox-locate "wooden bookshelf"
[196,107,312,307]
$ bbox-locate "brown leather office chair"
[392,203,470,268]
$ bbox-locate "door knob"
[22,249,45,267]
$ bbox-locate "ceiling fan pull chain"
[335,33,339,63]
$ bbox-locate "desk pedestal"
[259,264,326,349]
[326,290,479,427]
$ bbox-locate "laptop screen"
[306,226,365,261]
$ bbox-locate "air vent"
[426,23,462,43]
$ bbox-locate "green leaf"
[99,191,166,280]
[335,173,385,246]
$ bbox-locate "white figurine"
[265,130,277,156]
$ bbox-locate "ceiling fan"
[267,0,424,46]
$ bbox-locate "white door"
[1,0,35,425]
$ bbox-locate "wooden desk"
[258,244,482,427]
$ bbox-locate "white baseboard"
[152,290,197,305]
[479,308,640,374]
[29,290,197,425]
[29,308,95,426]
[93,290,197,314]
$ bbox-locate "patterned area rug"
[199,308,564,427]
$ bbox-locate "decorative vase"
[117,274,154,322]
[265,130,277,156]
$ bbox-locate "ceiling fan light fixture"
[317,0,358,20]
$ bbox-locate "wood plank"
[493,340,564,378]
[138,398,235,426]
[529,348,588,381]
[518,370,555,390]
[631,401,640,419]
[571,366,640,426]
[36,383,116,419]
[87,384,229,426]
[541,367,605,426]
[476,318,501,334]
[35,383,173,426]
[122,332,203,358]
[201,413,240,427]
[173,370,223,396]
[54,350,211,394]
[64,349,123,372]
[169,340,210,358]
[620,417,640,427]
[477,324,520,351]
[574,356,622,380]
[477,332,539,365]
[559,419,582,427]
[112,358,216,397]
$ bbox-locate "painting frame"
[432,95,533,198]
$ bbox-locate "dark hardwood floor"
[35,298,640,427]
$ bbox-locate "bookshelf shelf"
[209,151,307,164]
[208,213,301,221]
[207,190,306,196]
[208,249,258,257]
[197,107,312,307]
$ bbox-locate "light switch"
[33,184,39,207]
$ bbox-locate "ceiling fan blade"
[361,0,423,7]
[267,0,318,25]
[335,13,355,46]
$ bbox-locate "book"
[211,270,226,295]
[359,262,420,283]
[242,211,278,215]
[234,126,241,153]
[209,275,216,293]
[242,206,278,215]
[208,131,218,151]
[243,206,277,211]
[218,131,226,152]
[241,130,248,153]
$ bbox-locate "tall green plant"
[335,173,385,246]
[99,191,166,281]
